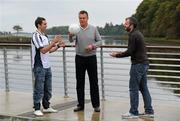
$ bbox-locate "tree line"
[134,0,180,39]
[45,23,126,36]
[2,0,179,39]
[0,25,23,36]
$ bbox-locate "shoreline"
[0,36,180,46]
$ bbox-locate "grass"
[145,37,180,46]
[0,35,180,46]
[116,36,180,46]
[0,36,31,44]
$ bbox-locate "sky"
[0,0,143,33]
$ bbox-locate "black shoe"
[73,106,84,112]
[94,107,100,112]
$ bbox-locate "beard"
[125,27,131,32]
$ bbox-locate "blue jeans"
[129,64,154,115]
[33,67,52,110]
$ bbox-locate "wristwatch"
[57,45,60,48]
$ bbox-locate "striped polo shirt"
[31,30,50,68]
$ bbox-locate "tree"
[13,25,23,35]
[134,0,180,39]
[46,23,126,36]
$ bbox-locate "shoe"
[34,110,43,116]
[139,112,154,118]
[43,107,58,113]
[122,112,139,119]
[94,107,100,112]
[73,106,84,112]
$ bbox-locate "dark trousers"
[75,55,100,108]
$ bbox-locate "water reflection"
[75,110,155,121]
[91,112,100,121]
[0,36,179,100]
[102,36,127,45]
[76,112,84,121]
[48,35,128,46]
[122,118,154,121]
[140,117,154,121]
[103,39,127,45]
[76,112,100,121]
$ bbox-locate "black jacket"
[116,29,149,64]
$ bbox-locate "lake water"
[0,36,179,102]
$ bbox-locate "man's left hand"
[85,44,94,53]
[110,51,122,57]
[57,40,65,48]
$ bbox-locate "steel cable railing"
[0,44,180,102]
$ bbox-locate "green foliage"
[0,36,31,43]
[46,23,126,36]
[134,0,180,39]
[46,26,69,35]
[98,23,126,36]
[13,25,23,35]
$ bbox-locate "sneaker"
[94,107,100,112]
[34,110,43,116]
[43,107,58,113]
[122,112,139,119]
[73,106,84,112]
[139,112,154,118]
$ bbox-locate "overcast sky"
[0,0,142,32]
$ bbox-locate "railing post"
[3,48,9,92]
[63,47,68,97]
[100,47,105,100]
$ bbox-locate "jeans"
[33,67,52,110]
[129,64,154,115]
[75,55,100,108]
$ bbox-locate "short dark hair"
[79,10,88,18]
[126,17,138,28]
[35,17,46,28]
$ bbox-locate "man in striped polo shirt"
[31,17,65,116]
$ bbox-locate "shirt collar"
[36,30,45,35]
[129,28,138,35]
[80,24,89,30]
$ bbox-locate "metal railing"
[0,43,180,102]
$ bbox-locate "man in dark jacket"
[110,17,154,119]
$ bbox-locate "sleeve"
[94,27,102,47]
[32,33,44,49]
[116,35,136,58]
[69,35,76,43]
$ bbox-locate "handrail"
[1,43,180,49]
[0,43,180,102]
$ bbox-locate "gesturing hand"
[58,40,65,48]
[52,35,62,45]
[68,32,75,38]
[110,51,122,57]
[85,44,94,53]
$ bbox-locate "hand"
[68,32,75,38]
[52,35,62,45]
[85,44,93,53]
[110,51,122,57]
[59,41,66,48]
